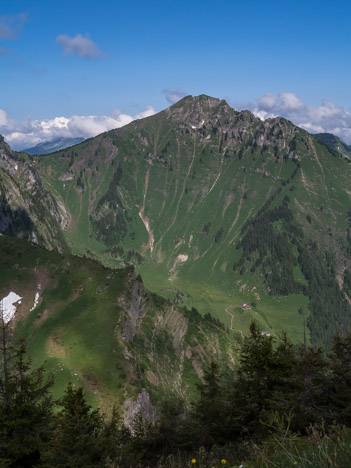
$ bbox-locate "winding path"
[225,305,235,330]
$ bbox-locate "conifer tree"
[155,397,188,451]
[0,339,54,467]
[231,321,295,437]
[328,333,351,425]
[284,345,329,432]
[41,384,111,467]
[191,360,227,446]
[0,299,54,467]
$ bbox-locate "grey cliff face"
[0,134,68,252]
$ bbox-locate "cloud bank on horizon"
[0,107,155,150]
[2,91,351,151]
[249,92,351,144]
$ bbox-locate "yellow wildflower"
[191,459,197,464]
[221,460,227,465]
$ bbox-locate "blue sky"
[1,0,351,149]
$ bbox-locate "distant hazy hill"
[314,132,351,159]
[22,137,85,155]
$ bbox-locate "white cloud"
[163,88,187,104]
[256,93,277,111]
[279,92,304,111]
[0,13,27,40]
[0,106,156,150]
[244,92,351,144]
[56,34,104,59]
[134,106,156,119]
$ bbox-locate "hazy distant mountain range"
[21,136,85,155]
[314,132,351,160]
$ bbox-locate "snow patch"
[1,292,22,324]
[191,120,205,130]
[30,284,41,312]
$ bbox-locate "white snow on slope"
[1,292,22,324]
[30,284,41,312]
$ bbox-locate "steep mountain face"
[30,95,351,346]
[21,137,85,155]
[0,235,233,414]
[0,136,68,252]
[315,133,351,160]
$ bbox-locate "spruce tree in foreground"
[0,299,54,468]
[230,322,295,438]
[0,340,54,467]
[328,333,351,425]
[40,384,121,467]
[191,360,227,446]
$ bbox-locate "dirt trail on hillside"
[209,192,245,270]
[88,158,113,215]
[199,162,223,204]
[228,193,244,235]
[309,137,331,205]
[229,207,253,246]
[155,136,197,251]
[300,169,319,196]
[158,139,181,221]
[225,305,235,330]
[337,274,351,306]
[139,169,155,253]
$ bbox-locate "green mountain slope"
[1,234,234,413]
[34,95,351,348]
[315,132,351,160]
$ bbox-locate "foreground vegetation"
[2,318,351,467]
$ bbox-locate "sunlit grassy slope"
[1,235,234,410]
[35,95,351,347]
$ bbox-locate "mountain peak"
[172,94,229,111]
[0,135,16,162]
[0,134,9,152]
[164,94,238,130]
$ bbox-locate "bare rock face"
[0,134,68,252]
[123,278,148,341]
[123,388,157,429]
[117,272,149,341]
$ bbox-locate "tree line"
[2,316,351,467]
